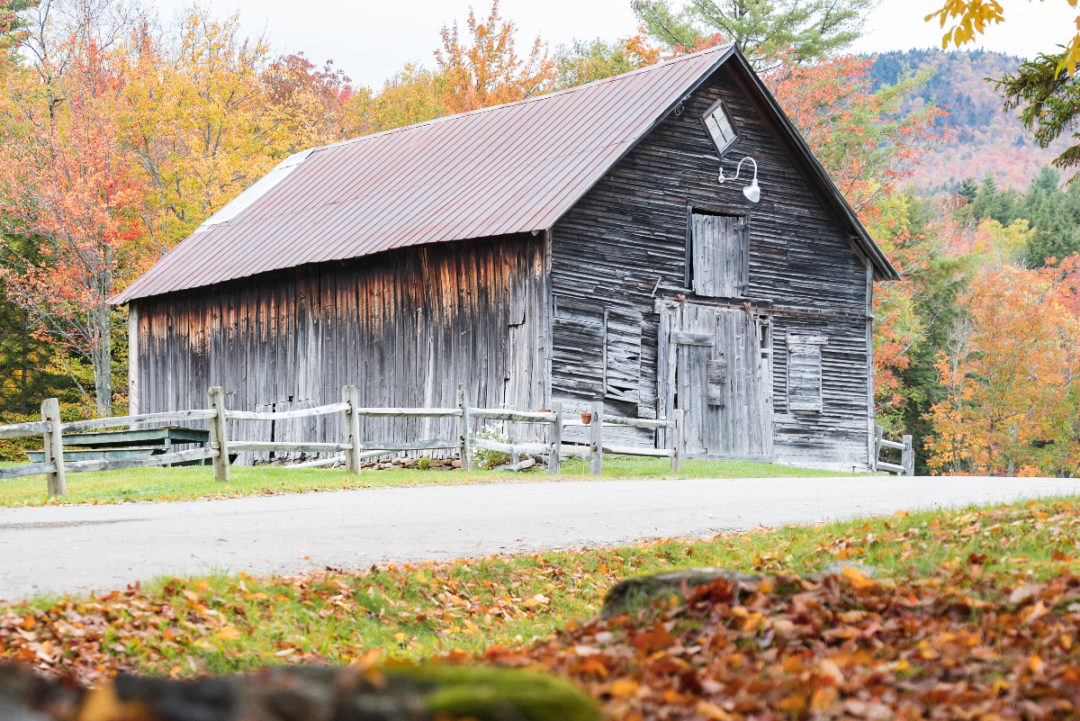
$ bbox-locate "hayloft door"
[658,303,773,459]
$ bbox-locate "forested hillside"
[868,49,1066,190]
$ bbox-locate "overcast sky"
[153,0,1078,89]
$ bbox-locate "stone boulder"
[0,663,601,721]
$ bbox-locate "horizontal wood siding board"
[551,62,871,466]
[135,235,546,459]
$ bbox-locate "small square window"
[702,101,737,155]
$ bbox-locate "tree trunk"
[91,301,112,417]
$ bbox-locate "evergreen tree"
[1007,166,1080,266]
[631,0,876,68]
[957,177,978,203]
[970,173,1019,226]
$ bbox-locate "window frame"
[700,98,738,156]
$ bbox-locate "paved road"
[1,475,1078,600]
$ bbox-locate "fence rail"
[0,385,682,495]
[874,426,914,476]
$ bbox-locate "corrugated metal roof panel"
[114,46,733,303]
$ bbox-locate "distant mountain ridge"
[865,49,1066,191]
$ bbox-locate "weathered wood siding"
[132,235,547,459]
[551,63,874,469]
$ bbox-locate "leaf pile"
[485,566,1080,720]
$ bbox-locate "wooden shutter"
[691,213,746,298]
[787,335,827,412]
[604,308,642,403]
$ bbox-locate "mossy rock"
[392,664,601,721]
[602,568,765,618]
[0,661,601,721]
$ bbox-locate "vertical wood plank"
[207,386,230,482]
[589,400,603,475]
[342,384,361,474]
[548,401,562,474]
[40,398,65,497]
[127,305,139,423]
[457,386,472,471]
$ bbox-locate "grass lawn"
[4,495,1079,685]
[0,456,855,506]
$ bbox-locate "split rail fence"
[0,386,682,496]
[873,425,914,476]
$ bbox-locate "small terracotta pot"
[580,412,593,425]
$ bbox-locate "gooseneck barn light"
[718,155,761,203]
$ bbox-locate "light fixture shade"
[743,178,760,203]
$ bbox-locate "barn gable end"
[550,59,875,469]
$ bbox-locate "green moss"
[392,664,602,721]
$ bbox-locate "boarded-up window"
[604,308,642,403]
[690,213,746,298]
[787,335,827,412]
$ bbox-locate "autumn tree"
[0,32,145,414]
[633,0,877,68]
[926,258,1080,476]
[119,9,295,254]
[434,0,556,114]
[555,32,662,88]
[768,56,944,217]
[264,53,361,148]
[362,64,446,133]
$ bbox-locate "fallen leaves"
[481,565,1080,720]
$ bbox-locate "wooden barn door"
[659,303,773,459]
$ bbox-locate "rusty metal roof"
[114,44,895,304]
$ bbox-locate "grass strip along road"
[0,457,849,506]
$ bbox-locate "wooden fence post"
[508,418,519,467]
[457,386,472,471]
[901,434,914,477]
[207,386,230,482]
[873,425,883,472]
[342,385,361,474]
[40,398,65,497]
[670,409,683,472]
[589,400,603,476]
[548,402,562,474]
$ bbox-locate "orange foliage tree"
[926,258,1080,476]
[768,56,944,218]
[0,34,146,414]
[434,0,556,114]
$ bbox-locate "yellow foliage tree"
[927,0,1080,75]
[926,258,1080,476]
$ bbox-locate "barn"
[113,44,898,471]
